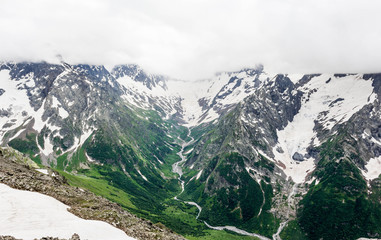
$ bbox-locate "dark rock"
[69,234,80,240]
[292,152,304,161]
[328,98,344,107]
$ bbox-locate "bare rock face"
[0,151,185,240]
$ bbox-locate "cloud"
[1,0,381,80]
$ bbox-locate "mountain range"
[0,61,380,240]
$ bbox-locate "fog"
[1,0,381,80]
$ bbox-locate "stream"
[272,183,299,240]
[172,135,271,240]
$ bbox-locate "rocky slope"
[0,147,185,240]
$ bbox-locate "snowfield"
[273,74,375,183]
[0,183,135,240]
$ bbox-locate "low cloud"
[1,0,381,80]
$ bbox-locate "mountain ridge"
[0,61,380,239]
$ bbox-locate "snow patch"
[36,134,55,157]
[361,157,381,180]
[8,127,26,142]
[153,155,163,164]
[85,152,96,163]
[362,130,381,146]
[183,147,194,155]
[36,169,48,175]
[64,130,94,155]
[0,183,134,240]
[78,130,93,147]
[305,176,320,185]
[137,169,148,181]
[196,170,203,180]
[41,137,55,156]
[59,107,69,119]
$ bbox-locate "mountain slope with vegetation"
[0,62,380,239]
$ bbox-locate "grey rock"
[292,152,304,161]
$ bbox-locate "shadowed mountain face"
[0,61,380,240]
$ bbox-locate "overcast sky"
[1,0,381,80]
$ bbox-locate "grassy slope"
[279,220,308,240]
[61,163,264,239]
[180,152,278,238]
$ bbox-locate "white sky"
[1,0,381,80]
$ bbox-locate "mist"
[1,0,381,80]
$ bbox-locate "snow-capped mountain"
[0,61,380,240]
[113,63,270,126]
[182,73,381,239]
[0,62,119,162]
[0,61,270,161]
[186,73,380,181]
